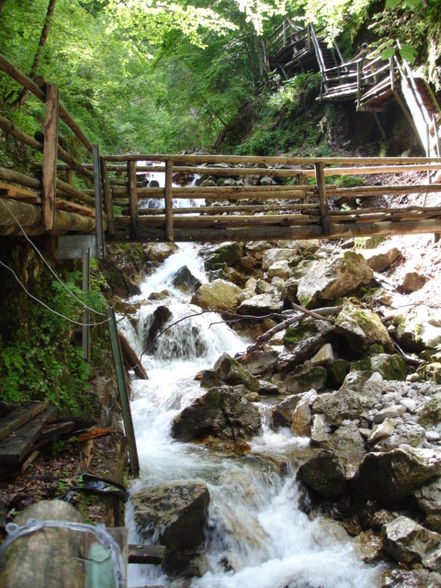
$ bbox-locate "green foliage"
[0,264,106,415]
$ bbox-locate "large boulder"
[383,516,440,565]
[354,445,441,505]
[418,393,441,427]
[131,480,209,576]
[211,353,259,391]
[202,242,242,270]
[237,293,283,316]
[296,252,373,308]
[171,386,261,442]
[274,364,327,395]
[241,349,278,378]
[394,305,441,352]
[142,305,172,353]
[361,246,402,273]
[291,389,318,436]
[352,353,407,380]
[335,302,393,356]
[297,451,348,498]
[172,266,201,294]
[271,394,303,429]
[312,371,384,426]
[191,279,242,313]
[143,242,177,263]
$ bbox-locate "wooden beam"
[41,83,59,231]
[164,160,174,241]
[101,157,115,238]
[128,545,165,565]
[93,144,105,259]
[0,401,48,442]
[0,167,40,190]
[127,160,139,240]
[315,162,330,234]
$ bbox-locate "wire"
[0,199,107,316]
[0,260,109,327]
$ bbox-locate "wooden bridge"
[1,52,441,254]
[269,21,441,158]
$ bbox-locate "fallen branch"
[238,305,341,361]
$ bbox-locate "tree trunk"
[11,0,57,109]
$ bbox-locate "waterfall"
[121,233,382,587]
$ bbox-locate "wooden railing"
[0,53,106,256]
[97,153,441,243]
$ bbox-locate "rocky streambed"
[117,233,441,587]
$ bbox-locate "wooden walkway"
[0,52,441,248]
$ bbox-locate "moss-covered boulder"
[212,353,259,391]
[296,252,373,308]
[275,364,327,395]
[202,242,242,270]
[191,279,242,313]
[417,362,441,384]
[335,302,393,356]
[326,358,350,388]
[352,354,408,381]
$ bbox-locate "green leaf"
[399,44,416,63]
[381,47,395,60]
[385,0,402,8]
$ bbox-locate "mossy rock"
[327,359,350,388]
[335,302,393,356]
[417,363,441,385]
[204,243,242,271]
[283,321,319,349]
[281,364,327,395]
[352,354,408,381]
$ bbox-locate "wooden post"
[101,157,115,238]
[127,160,138,239]
[107,308,140,478]
[389,57,395,93]
[356,60,362,111]
[41,83,59,231]
[314,162,331,234]
[92,144,105,259]
[82,248,90,362]
[164,159,174,242]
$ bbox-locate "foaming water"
[125,243,383,588]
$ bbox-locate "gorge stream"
[120,250,382,586]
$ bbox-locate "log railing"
[0,53,106,253]
[98,153,441,243]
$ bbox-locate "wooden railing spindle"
[128,160,139,239]
[164,159,174,241]
[314,162,331,234]
[41,83,59,231]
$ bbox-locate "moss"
[327,359,350,388]
[352,354,408,381]
[283,322,318,348]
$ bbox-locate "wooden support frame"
[315,162,331,234]
[127,160,139,239]
[41,83,59,231]
[93,144,106,259]
[164,159,174,241]
[101,157,115,238]
[82,248,90,362]
[107,308,140,478]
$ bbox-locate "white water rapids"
[119,169,382,587]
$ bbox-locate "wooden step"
[0,406,57,464]
[128,544,166,564]
[0,401,48,442]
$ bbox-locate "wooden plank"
[128,544,165,564]
[164,160,174,241]
[93,144,106,259]
[101,157,115,238]
[314,162,331,234]
[0,401,48,442]
[107,308,140,477]
[127,160,139,240]
[0,167,40,190]
[0,406,57,464]
[0,181,40,200]
[41,83,59,231]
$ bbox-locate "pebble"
[400,398,417,413]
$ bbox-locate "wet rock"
[148,289,169,301]
[282,319,333,361]
[382,568,441,587]
[310,414,332,446]
[212,353,259,391]
[401,271,427,293]
[171,386,261,442]
[274,364,327,395]
[291,389,317,436]
[418,393,441,427]
[143,305,172,353]
[335,303,393,356]
[261,248,296,271]
[362,246,402,273]
[296,251,373,308]
[257,379,280,396]
[271,394,303,429]
[352,530,383,563]
[191,279,243,313]
[373,421,426,451]
[352,354,407,381]
[311,421,367,477]
[241,349,278,378]
[237,293,283,316]
[383,515,440,564]
[202,242,242,270]
[267,260,290,280]
[354,445,441,505]
[143,242,177,263]
[312,371,384,427]
[310,343,334,366]
[171,266,202,294]
[297,451,348,498]
[131,480,209,576]
[394,305,441,352]
[414,477,441,532]
[368,419,395,446]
